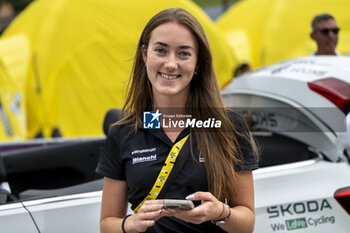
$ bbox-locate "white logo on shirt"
[131,147,156,155]
[132,154,157,164]
[199,151,205,163]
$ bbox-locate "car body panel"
[0,202,38,233]
[254,159,350,232]
[23,191,102,233]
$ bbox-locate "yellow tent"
[0,34,29,140]
[217,0,350,68]
[3,0,237,138]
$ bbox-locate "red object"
[308,77,350,114]
[334,186,350,215]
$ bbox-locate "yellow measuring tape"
[133,134,190,213]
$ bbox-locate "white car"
[0,138,105,233]
[222,56,350,233]
[1,56,349,233]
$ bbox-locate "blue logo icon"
[143,110,161,129]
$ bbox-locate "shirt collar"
[311,51,340,56]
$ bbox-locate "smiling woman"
[96,8,259,233]
[142,21,198,99]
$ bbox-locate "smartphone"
[162,199,194,209]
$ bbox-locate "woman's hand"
[125,200,170,233]
[167,192,226,224]
[126,192,227,231]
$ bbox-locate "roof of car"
[246,56,350,82]
[222,56,350,110]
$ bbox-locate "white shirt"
[311,51,340,56]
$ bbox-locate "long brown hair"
[117,8,257,204]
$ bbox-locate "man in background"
[0,0,16,34]
[311,13,349,155]
[310,13,340,55]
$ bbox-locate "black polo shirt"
[96,112,258,233]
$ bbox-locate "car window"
[1,138,104,203]
[253,132,318,168]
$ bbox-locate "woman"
[96,8,258,233]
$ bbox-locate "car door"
[0,202,39,233]
[22,191,102,233]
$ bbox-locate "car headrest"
[103,108,121,135]
[0,155,6,182]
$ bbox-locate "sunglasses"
[319,28,340,36]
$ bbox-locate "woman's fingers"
[136,195,223,226]
[186,191,214,202]
[176,192,225,223]
[132,200,166,232]
[139,200,163,212]
[139,201,164,219]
